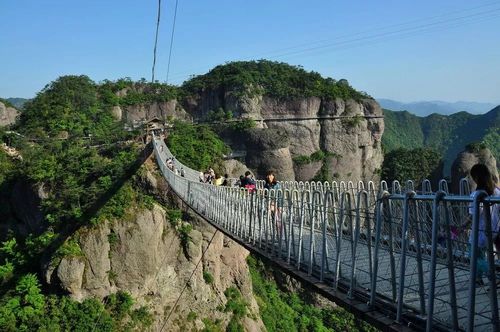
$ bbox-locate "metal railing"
[152,135,499,332]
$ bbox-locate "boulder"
[57,257,85,299]
[451,146,499,193]
[111,105,122,121]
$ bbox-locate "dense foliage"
[247,256,377,332]
[182,60,370,100]
[382,107,500,173]
[0,75,155,331]
[98,78,178,108]
[0,274,152,331]
[166,120,230,172]
[381,148,443,185]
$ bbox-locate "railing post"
[396,190,415,323]
[443,199,459,331]
[369,191,388,307]
[466,190,487,332]
[426,190,446,332]
[483,198,499,332]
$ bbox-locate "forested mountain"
[1,69,378,331]
[383,106,500,173]
[4,98,29,110]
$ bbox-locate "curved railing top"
[152,134,499,332]
[154,134,472,195]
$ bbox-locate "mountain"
[377,98,497,116]
[0,72,378,331]
[4,97,29,110]
[383,106,500,175]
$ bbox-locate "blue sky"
[1,0,499,103]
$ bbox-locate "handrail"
[152,134,500,332]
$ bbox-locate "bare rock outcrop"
[244,128,295,179]
[0,101,19,127]
[451,146,499,193]
[223,159,248,178]
[123,100,192,123]
[183,86,384,182]
[46,201,265,331]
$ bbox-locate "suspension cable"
[151,0,162,82]
[165,0,179,84]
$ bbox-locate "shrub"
[381,147,443,184]
[187,311,197,321]
[167,209,182,225]
[178,223,193,248]
[341,114,364,128]
[246,255,377,332]
[203,271,214,284]
[292,155,311,166]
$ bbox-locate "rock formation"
[122,100,192,123]
[44,166,265,331]
[0,101,19,127]
[451,145,499,193]
[182,89,384,182]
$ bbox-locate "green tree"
[381,147,443,185]
[167,121,229,172]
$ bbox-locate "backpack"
[244,183,256,193]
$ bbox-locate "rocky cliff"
[117,61,384,182]
[119,100,192,123]
[0,101,19,127]
[43,165,264,331]
[183,90,384,182]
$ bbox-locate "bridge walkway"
[152,135,500,332]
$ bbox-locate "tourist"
[264,170,280,191]
[214,173,224,186]
[492,174,500,259]
[264,170,282,235]
[467,164,499,285]
[199,172,205,183]
[241,171,256,191]
[180,167,185,177]
[222,174,229,186]
[236,175,244,187]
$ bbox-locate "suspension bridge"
[151,134,499,332]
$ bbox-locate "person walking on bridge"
[264,170,282,238]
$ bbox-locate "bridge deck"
[152,135,500,332]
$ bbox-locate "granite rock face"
[123,100,192,123]
[46,195,264,331]
[0,101,19,127]
[182,87,384,182]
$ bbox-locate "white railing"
[152,135,499,332]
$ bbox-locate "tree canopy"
[381,147,443,185]
[182,60,370,100]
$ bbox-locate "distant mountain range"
[4,97,29,110]
[383,106,500,175]
[377,99,498,116]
